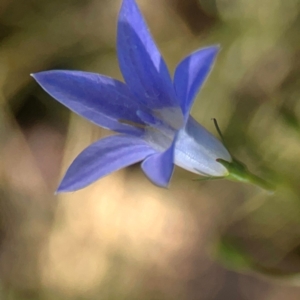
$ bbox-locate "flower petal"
[141,137,176,187]
[32,70,145,136]
[117,0,178,110]
[174,116,231,176]
[174,46,219,119]
[57,135,155,192]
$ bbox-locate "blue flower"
[32,0,232,193]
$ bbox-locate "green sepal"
[217,158,275,192]
[193,176,224,182]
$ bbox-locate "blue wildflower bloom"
[32,0,232,193]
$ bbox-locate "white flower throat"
[139,107,232,177]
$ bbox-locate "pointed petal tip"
[201,44,221,55]
[141,158,172,188]
[55,182,75,194]
[55,179,85,193]
[142,168,171,188]
[55,188,74,194]
[121,0,137,9]
[30,71,46,81]
[158,180,170,189]
[212,44,221,50]
[192,44,221,58]
[30,73,39,80]
[151,181,170,189]
[119,0,138,19]
[54,189,61,195]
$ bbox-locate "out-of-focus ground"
[1,0,300,299]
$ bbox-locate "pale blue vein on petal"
[57,135,156,192]
[32,71,144,136]
[117,0,179,109]
[141,135,177,187]
[174,46,219,119]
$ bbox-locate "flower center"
[137,107,184,152]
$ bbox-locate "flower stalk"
[217,158,275,192]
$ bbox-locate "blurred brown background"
[1,0,300,299]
